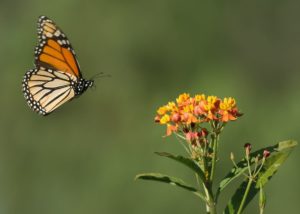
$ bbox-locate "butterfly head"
[75,78,94,95]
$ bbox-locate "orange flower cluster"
[155,93,242,136]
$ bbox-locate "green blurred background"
[0,0,299,213]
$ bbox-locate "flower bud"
[185,132,198,141]
[201,128,208,137]
[263,150,270,158]
[194,105,202,115]
[154,115,161,123]
[198,128,208,137]
[244,143,252,156]
[230,152,235,160]
[171,113,181,123]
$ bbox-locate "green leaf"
[135,173,206,201]
[155,152,206,184]
[223,140,297,214]
[217,140,297,200]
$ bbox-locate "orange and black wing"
[23,16,94,115]
[35,15,81,78]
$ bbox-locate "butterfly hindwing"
[23,67,76,115]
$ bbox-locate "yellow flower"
[220,97,236,111]
[207,96,217,105]
[202,96,218,111]
[176,93,190,105]
[194,94,206,102]
[166,102,177,112]
[183,104,194,113]
[157,105,168,115]
[219,97,240,122]
[160,114,170,124]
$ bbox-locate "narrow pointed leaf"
[135,173,206,201]
[155,152,206,183]
[223,140,297,214]
[217,140,297,199]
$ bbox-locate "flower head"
[155,93,242,136]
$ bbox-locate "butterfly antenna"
[90,72,111,80]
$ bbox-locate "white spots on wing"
[54,30,61,37]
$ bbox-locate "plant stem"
[203,184,217,214]
[237,178,253,214]
[210,132,220,182]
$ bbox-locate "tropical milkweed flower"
[219,97,241,122]
[138,89,295,214]
[155,93,242,136]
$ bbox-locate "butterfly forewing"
[35,16,81,78]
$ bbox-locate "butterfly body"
[23,16,93,116]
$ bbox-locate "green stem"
[203,184,217,214]
[193,190,208,203]
[210,132,220,182]
[260,208,264,214]
[253,158,266,178]
[237,178,253,214]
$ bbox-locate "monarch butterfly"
[22,15,94,116]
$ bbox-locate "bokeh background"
[0,0,299,213]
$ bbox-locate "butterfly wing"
[35,15,81,78]
[23,67,76,115]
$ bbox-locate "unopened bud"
[154,115,161,123]
[263,150,270,158]
[171,113,181,123]
[230,152,235,160]
[244,143,252,156]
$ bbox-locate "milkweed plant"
[135,93,297,214]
